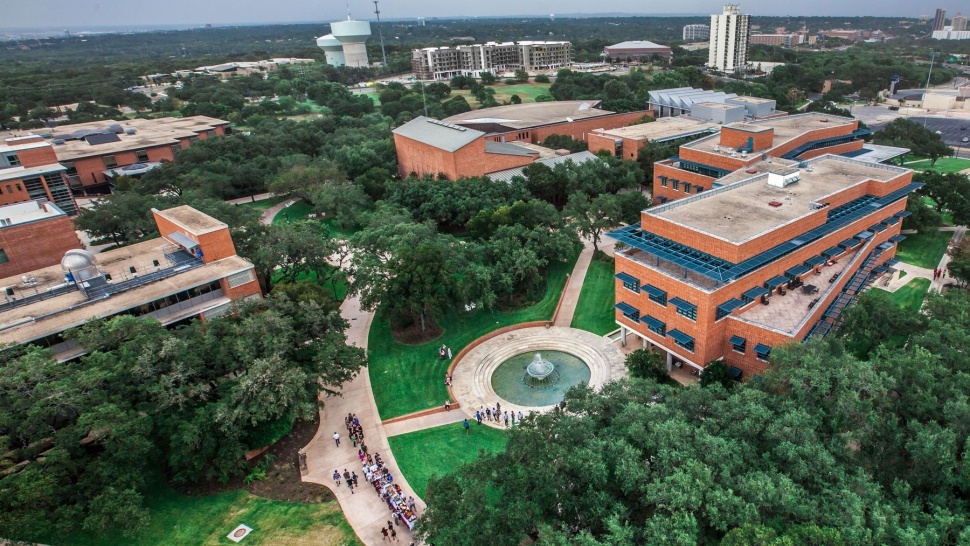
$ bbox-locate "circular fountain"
[490,350,590,406]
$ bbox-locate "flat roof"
[591,117,717,142]
[41,116,227,161]
[652,155,904,244]
[728,96,776,104]
[0,200,66,226]
[0,140,49,154]
[0,163,66,182]
[0,238,253,345]
[693,102,742,110]
[684,112,856,154]
[443,101,614,130]
[154,205,228,235]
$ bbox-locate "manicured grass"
[451,82,553,108]
[322,216,361,240]
[388,422,508,499]
[271,267,349,301]
[570,258,618,335]
[271,201,313,225]
[921,195,955,226]
[235,195,287,211]
[904,157,970,174]
[368,252,579,420]
[873,278,931,312]
[58,486,359,546]
[896,229,953,269]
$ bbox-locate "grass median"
[872,277,931,312]
[388,422,508,499]
[368,252,579,420]
[570,256,617,335]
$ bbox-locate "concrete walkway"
[226,192,275,206]
[260,198,301,226]
[383,410,468,437]
[300,293,424,545]
[554,238,595,327]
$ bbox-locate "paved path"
[931,226,965,292]
[260,198,301,226]
[383,410,468,437]
[554,238,595,327]
[300,293,424,545]
[226,192,275,206]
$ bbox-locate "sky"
[2,0,937,29]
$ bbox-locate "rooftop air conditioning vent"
[819,118,829,123]
[768,201,783,207]
[125,128,137,135]
[52,139,65,145]
[746,169,758,174]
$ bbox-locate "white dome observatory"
[61,249,100,282]
[316,34,346,66]
[330,19,371,67]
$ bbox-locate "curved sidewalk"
[301,293,425,545]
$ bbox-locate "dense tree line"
[418,289,970,545]
[0,294,365,541]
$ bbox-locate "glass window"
[4,185,10,194]
[675,338,694,352]
[672,180,680,190]
[5,154,20,166]
[732,341,746,353]
[622,279,639,293]
[103,155,117,169]
[661,178,668,188]
[683,184,690,194]
[135,150,150,162]
[0,249,8,264]
[648,291,666,306]
[227,269,255,288]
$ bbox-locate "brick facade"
[0,215,81,278]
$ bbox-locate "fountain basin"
[490,350,590,407]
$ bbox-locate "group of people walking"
[475,403,523,428]
[934,267,947,280]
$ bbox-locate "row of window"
[659,178,701,195]
[619,275,696,321]
[616,301,696,353]
[729,335,771,362]
[3,183,23,194]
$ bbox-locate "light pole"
[924,49,937,128]
[373,0,388,67]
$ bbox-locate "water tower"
[316,34,346,66]
[331,19,371,67]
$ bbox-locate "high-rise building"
[935,8,947,31]
[708,5,751,72]
[953,13,968,31]
[683,24,711,41]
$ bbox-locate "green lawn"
[388,422,507,499]
[368,252,579,420]
[873,278,932,312]
[57,486,359,546]
[570,258,617,335]
[921,196,955,226]
[904,157,970,174]
[271,201,313,225]
[896,230,953,269]
[235,195,287,211]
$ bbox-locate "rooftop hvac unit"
[107,123,123,133]
[125,128,137,135]
[52,139,65,145]
[713,144,720,152]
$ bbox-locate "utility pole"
[374,0,388,67]
[924,50,937,128]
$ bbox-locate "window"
[0,249,8,264]
[615,272,640,293]
[135,149,150,163]
[672,180,680,190]
[4,185,10,194]
[683,184,690,194]
[226,269,255,288]
[171,144,182,156]
[4,154,20,167]
[729,335,746,354]
[754,343,771,362]
[669,329,695,353]
[206,130,217,138]
[660,176,668,188]
[15,184,21,192]
[670,298,697,321]
[103,155,118,169]
[642,315,666,336]
[644,284,667,306]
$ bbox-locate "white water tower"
[331,19,371,67]
[316,34,346,66]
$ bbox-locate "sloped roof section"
[485,151,600,183]
[392,116,484,152]
[484,140,535,157]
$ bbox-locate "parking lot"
[910,117,970,146]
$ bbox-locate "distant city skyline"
[0,0,949,30]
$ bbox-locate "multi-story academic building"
[0,205,261,360]
[410,41,571,80]
[0,135,78,215]
[651,113,871,204]
[610,154,917,379]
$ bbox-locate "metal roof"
[606,40,671,50]
[484,140,535,157]
[392,116,484,152]
[485,151,600,183]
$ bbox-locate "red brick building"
[0,136,79,215]
[652,113,870,204]
[587,117,718,161]
[0,205,260,360]
[42,116,229,194]
[610,155,917,379]
[0,200,81,279]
